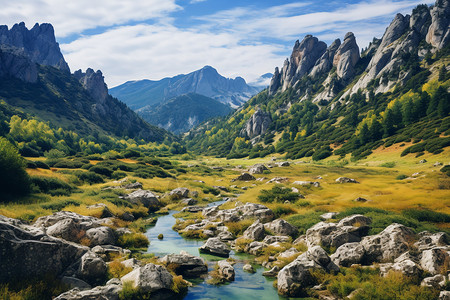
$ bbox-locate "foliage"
[258,185,300,203]
[117,233,150,249]
[30,176,76,196]
[0,137,31,199]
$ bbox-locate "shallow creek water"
[144,201,299,300]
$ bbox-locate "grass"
[117,233,149,249]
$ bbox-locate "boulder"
[249,164,268,174]
[121,263,173,294]
[243,220,266,241]
[361,223,415,263]
[245,241,268,256]
[262,265,280,277]
[0,217,88,282]
[293,181,320,187]
[421,274,446,288]
[277,245,339,296]
[203,202,274,223]
[232,173,256,181]
[243,263,255,273]
[159,252,207,278]
[320,212,338,220]
[217,260,235,281]
[46,218,82,243]
[263,235,291,244]
[414,232,448,251]
[335,177,359,183]
[391,258,422,277]
[276,161,290,167]
[420,247,450,275]
[277,248,300,259]
[169,187,190,199]
[35,211,104,231]
[264,219,299,237]
[85,226,116,246]
[199,237,230,257]
[267,177,289,184]
[121,258,143,270]
[331,242,365,267]
[91,245,131,260]
[122,182,143,190]
[181,198,197,206]
[439,291,450,300]
[121,189,160,208]
[60,277,91,291]
[54,281,122,300]
[77,251,108,285]
[337,215,372,227]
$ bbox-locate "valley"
[0,0,449,299]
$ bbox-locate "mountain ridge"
[110,65,261,109]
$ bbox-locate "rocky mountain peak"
[240,109,272,139]
[310,39,341,78]
[0,22,69,72]
[0,45,38,83]
[426,0,450,49]
[74,68,109,103]
[333,32,360,80]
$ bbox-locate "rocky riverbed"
[0,185,449,299]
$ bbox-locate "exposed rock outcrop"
[199,237,231,257]
[74,68,108,103]
[426,0,450,49]
[217,260,235,281]
[240,110,272,138]
[121,263,174,294]
[333,32,360,80]
[0,46,38,82]
[159,251,208,278]
[121,189,161,209]
[0,22,69,71]
[310,39,341,78]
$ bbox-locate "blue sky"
[1,0,435,87]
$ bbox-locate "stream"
[144,201,293,300]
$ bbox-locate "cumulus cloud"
[61,24,284,87]
[0,0,180,37]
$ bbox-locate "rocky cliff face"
[0,22,69,72]
[74,68,109,103]
[240,110,272,139]
[268,0,449,100]
[0,46,38,83]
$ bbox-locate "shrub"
[111,170,127,180]
[402,209,450,223]
[0,137,31,198]
[286,212,324,234]
[89,165,114,177]
[441,165,450,176]
[108,260,133,279]
[272,205,296,218]
[76,171,104,184]
[30,176,75,196]
[258,186,299,203]
[396,174,408,180]
[380,162,396,168]
[225,219,254,236]
[41,199,81,211]
[117,233,149,249]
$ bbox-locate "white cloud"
[0,0,180,37]
[190,0,207,3]
[61,24,284,87]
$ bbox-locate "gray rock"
[0,216,88,282]
[243,263,255,273]
[199,237,230,257]
[310,39,341,78]
[121,263,173,293]
[245,241,268,256]
[46,218,82,243]
[391,258,422,277]
[414,232,448,251]
[420,247,450,275]
[320,212,338,220]
[361,223,415,263]
[159,252,207,278]
[0,22,69,72]
[249,164,268,174]
[203,202,274,223]
[293,180,320,187]
[333,32,360,80]
[262,265,280,277]
[86,226,116,246]
[243,220,266,241]
[54,282,122,300]
[421,274,446,288]
[263,235,291,244]
[122,182,143,190]
[335,177,359,183]
[86,203,114,218]
[232,172,256,181]
[240,109,272,138]
[331,242,365,267]
[277,247,300,259]
[77,251,107,284]
[181,205,204,213]
[337,214,372,227]
[264,219,298,237]
[217,260,235,281]
[120,211,135,222]
[91,245,130,260]
[181,198,198,206]
[61,277,91,291]
[121,258,142,270]
[121,189,160,208]
[439,291,450,300]
[0,46,38,82]
[266,177,289,184]
[170,187,190,199]
[426,0,450,49]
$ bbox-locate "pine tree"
[383,109,396,137]
[438,65,446,81]
[369,119,383,141]
[402,99,415,125]
[417,92,430,118]
[437,87,450,117]
[359,123,370,144]
[428,86,445,115]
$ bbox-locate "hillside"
[185,1,450,160]
[110,65,261,109]
[139,93,233,134]
[0,23,171,146]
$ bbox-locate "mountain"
[185,0,450,160]
[0,23,170,143]
[139,93,233,134]
[110,66,261,109]
[249,73,273,87]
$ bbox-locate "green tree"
[359,123,370,144]
[437,88,450,117]
[369,119,383,141]
[438,65,446,81]
[0,137,31,199]
[383,109,396,137]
